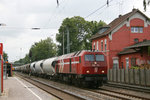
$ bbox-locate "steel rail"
[105,82,150,93]
[87,89,133,100]
[96,88,149,100]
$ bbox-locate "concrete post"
[67,28,70,53]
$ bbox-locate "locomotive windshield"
[84,54,104,61]
[85,54,94,61]
[96,54,104,61]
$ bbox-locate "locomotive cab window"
[84,54,94,61]
[96,55,104,61]
[79,56,81,63]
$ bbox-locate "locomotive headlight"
[102,70,104,73]
[86,70,90,73]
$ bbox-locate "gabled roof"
[118,40,150,55]
[91,9,150,40]
[125,40,150,49]
[118,48,137,55]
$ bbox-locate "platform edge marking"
[14,77,42,100]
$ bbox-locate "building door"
[126,58,129,69]
[113,59,119,69]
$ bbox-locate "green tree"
[30,37,57,62]
[14,37,57,64]
[56,16,106,55]
[14,58,25,65]
[3,51,8,61]
[23,54,30,64]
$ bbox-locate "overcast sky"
[0,0,149,62]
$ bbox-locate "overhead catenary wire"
[0,0,67,31]
[0,26,59,30]
[85,0,114,19]
[39,0,67,36]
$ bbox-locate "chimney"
[132,8,137,12]
[119,15,122,18]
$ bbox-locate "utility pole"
[63,32,64,54]
[67,28,70,53]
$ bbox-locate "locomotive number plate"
[94,67,98,73]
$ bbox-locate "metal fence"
[107,69,150,87]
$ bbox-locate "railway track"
[91,88,149,100]
[15,73,116,100]
[105,82,150,94]
[15,72,150,100]
[15,73,88,100]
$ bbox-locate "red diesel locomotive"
[54,50,107,87]
[16,50,107,88]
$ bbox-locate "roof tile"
[91,9,147,40]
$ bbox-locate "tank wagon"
[35,60,44,75]
[30,62,36,74]
[16,50,107,88]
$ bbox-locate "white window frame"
[126,57,129,69]
[131,27,134,33]
[97,41,99,50]
[104,39,107,51]
[131,27,143,33]
[139,27,143,33]
[113,59,119,69]
[101,40,103,51]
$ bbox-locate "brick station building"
[91,9,150,69]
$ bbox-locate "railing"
[107,69,150,87]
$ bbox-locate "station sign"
[0,43,3,94]
[0,44,2,54]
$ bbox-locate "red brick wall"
[92,36,109,51]
[119,49,150,69]
[92,18,150,69]
[130,18,144,26]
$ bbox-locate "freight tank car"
[54,50,107,88]
[30,62,37,75]
[34,57,57,77]
[42,57,57,76]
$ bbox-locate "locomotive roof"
[56,50,101,60]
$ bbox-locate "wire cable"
[85,0,114,19]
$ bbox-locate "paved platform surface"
[0,76,59,100]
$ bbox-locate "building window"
[126,58,129,69]
[93,42,95,50]
[131,27,143,33]
[139,27,143,33]
[104,39,107,51]
[97,41,99,50]
[113,59,119,69]
[131,58,136,66]
[134,38,139,43]
[101,40,103,51]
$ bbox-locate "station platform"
[0,76,59,100]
